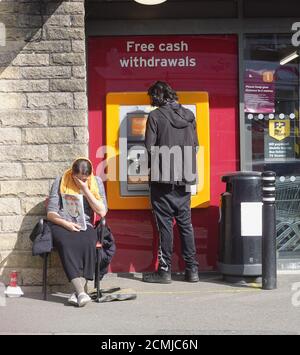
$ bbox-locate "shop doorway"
[243,34,300,270]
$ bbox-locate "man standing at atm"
[143,81,199,284]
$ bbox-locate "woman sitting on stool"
[47,157,108,307]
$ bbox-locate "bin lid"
[222,171,262,183]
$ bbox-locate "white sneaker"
[77,292,91,307]
[68,292,78,306]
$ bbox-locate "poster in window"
[244,68,275,113]
[265,120,294,160]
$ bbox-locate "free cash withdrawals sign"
[89,36,236,83]
[119,40,196,69]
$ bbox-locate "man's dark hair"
[72,159,92,176]
[148,81,178,107]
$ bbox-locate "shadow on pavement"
[116,272,262,289]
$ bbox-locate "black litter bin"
[218,172,262,282]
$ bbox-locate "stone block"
[51,53,85,66]
[21,197,47,216]
[0,80,49,93]
[11,54,49,66]
[49,144,88,161]
[72,66,86,79]
[0,215,44,233]
[73,127,89,144]
[74,92,87,109]
[23,127,74,144]
[0,180,49,197]
[71,40,85,52]
[0,145,48,162]
[23,162,69,179]
[46,2,84,15]
[0,250,42,269]
[23,40,72,53]
[0,67,21,79]
[0,110,48,127]
[0,128,21,145]
[50,78,85,92]
[48,109,86,126]
[0,198,21,215]
[0,234,18,251]
[27,93,73,109]
[0,93,26,109]
[21,66,71,79]
[0,163,22,179]
[46,27,84,41]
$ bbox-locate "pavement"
[1,273,300,335]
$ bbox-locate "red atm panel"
[88,35,239,272]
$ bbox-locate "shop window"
[243,34,300,265]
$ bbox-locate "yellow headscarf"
[60,157,102,201]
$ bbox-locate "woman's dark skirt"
[51,224,98,282]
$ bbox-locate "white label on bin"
[241,202,262,237]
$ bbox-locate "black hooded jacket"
[145,102,199,185]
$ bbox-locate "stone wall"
[0,0,88,287]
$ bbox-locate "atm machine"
[126,110,149,194]
[117,108,151,198]
[106,92,210,210]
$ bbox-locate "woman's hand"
[73,175,107,217]
[47,212,82,232]
[64,221,81,232]
[73,175,89,193]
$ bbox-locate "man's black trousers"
[150,183,199,272]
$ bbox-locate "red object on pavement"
[9,271,18,287]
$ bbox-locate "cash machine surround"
[106,92,210,210]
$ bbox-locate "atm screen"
[131,117,147,137]
[127,111,148,142]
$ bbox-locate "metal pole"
[262,171,277,290]
[95,218,106,302]
[43,253,48,301]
